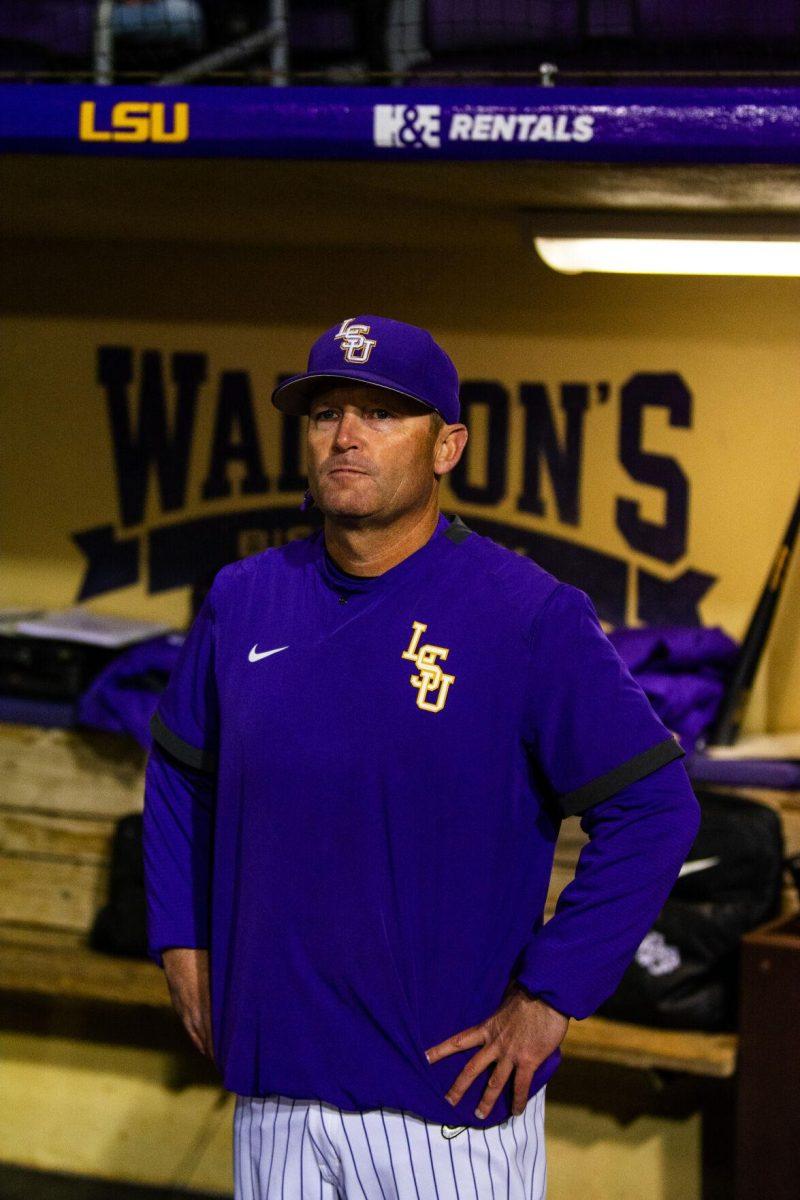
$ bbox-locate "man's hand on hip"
[424,982,569,1120]
[162,947,215,1063]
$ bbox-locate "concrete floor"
[0,1164,227,1200]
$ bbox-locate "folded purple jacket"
[609,624,739,752]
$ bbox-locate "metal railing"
[94,0,290,86]
[0,1,797,88]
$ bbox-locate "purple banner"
[2,84,800,162]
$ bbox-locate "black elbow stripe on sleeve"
[558,735,686,818]
[150,710,217,773]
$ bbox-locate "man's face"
[305,383,445,523]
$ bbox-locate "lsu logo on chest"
[79,101,189,143]
[401,621,455,713]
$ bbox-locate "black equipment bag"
[89,812,149,958]
[597,789,789,1031]
[93,790,795,999]
[0,631,115,700]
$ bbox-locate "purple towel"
[0,695,78,729]
[77,633,184,750]
[683,754,800,790]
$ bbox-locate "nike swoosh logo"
[678,855,721,877]
[248,644,289,662]
[441,1125,467,1139]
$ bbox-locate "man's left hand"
[424,983,569,1120]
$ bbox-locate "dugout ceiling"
[2,156,800,250]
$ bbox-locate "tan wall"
[0,156,797,1197]
[2,170,799,730]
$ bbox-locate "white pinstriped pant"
[233,1087,546,1199]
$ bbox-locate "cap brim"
[271,371,436,416]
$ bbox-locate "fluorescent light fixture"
[524,213,800,277]
[534,236,800,276]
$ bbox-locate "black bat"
[701,483,800,748]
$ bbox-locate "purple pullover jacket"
[142,512,700,1128]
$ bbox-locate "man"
[143,315,701,1199]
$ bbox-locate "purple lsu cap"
[271,315,460,425]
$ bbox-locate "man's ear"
[434,424,469,478]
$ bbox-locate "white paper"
[0,607,44,632]
[15,607,174,649]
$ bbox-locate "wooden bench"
[5,719,780,1082]
[0,930,739,1079]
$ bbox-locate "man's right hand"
[162,947,214,1062]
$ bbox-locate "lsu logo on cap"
[373,104,441,149]
[334,318,377,364]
